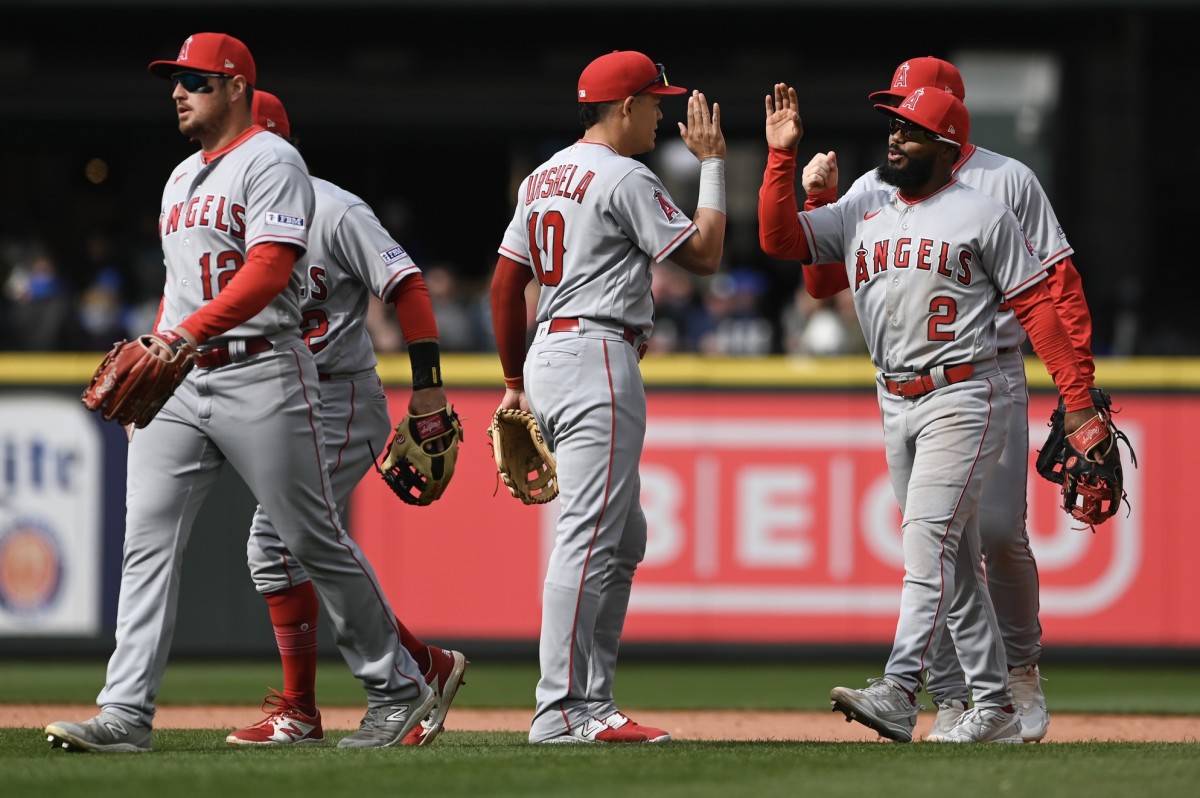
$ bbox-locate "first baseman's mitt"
[81,331,195,428]
[1035,387,1136,528]
[488,408,558,505]
[378,405,464,506]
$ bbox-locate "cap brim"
[868,89,905,102]
[148,59,187,79]
[645,85,688,96]
[148,59,243,80]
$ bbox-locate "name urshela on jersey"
[160,195,247,238]
[525,163,595,206]
[851,238,973,291]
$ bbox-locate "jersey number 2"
[527,211,565,286]
[928,296,958,341]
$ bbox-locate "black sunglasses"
[170,71,231,94]
[631,63,669,96]
[888,117,955,145]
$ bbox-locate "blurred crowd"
[1,230,868,358]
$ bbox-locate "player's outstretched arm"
[671,90,726,277]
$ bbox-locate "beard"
[876,147,938,190]
[178,100,230,142]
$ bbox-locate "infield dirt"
[7,705,1199,742]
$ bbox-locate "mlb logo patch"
[266,212,306,230]
[380,245,408,265]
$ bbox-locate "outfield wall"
[2,354,1196,657]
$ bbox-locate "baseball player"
[45,33,434,753]
[221,91,467,747]
[490,50,726,744]
[759,83,1107,742]
[798,57,1098,742]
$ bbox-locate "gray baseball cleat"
[924,698,969,741]
[338,687,438,748]
[1008,664,1050,742]
[830,677,920,742]
[45,712,152,753]
[926,706,1022,743]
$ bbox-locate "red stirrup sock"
[397,619,432,675]
[264,582,320,714]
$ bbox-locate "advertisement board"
[0,395,104,635]
[352,389,1190,646]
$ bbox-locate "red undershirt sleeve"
[1007,279,1092,411]
[1044,256,1097,387]
[490,255,534,390]
[385,273,439,343]
[176,241,298,345]
[758,147,812,263]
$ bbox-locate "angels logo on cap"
[868,56,965,103]
[148,32,257,87]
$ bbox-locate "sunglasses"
[632,63,670,96]
[170,71,231,94]
[888,117,955,145]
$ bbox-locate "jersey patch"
[266,212,306,230]
[380,245,408,265]
[653,189,680,222]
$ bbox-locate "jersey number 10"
[527,211,565,287]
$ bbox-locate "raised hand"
[765,82,802,150]
[679,90,726,161]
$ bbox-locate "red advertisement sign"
[352,390,1192,646]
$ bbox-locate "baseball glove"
[1035,387,1137,528]
[378,405,464,506]
[487,408,558,505]
[81,331,195,428]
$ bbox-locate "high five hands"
[764,83,803,150]
[679,90,726,162]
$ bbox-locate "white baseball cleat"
[1009,663,1050,742]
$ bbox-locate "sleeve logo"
[380,245,408,264]
[653,188,680,222]
[266,212,306,230]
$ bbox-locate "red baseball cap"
[148,32,256,87]
[252,90,291,139]
[868,56,964,103]
[875,87,970,147]
[577,50,687,103]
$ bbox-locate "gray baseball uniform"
[498,140,694,742]
[95,133,427,727]
[798,181,1049,708]
[245,176,421,598]
[840,146,1070,703]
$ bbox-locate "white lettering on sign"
[603,418,1143,617]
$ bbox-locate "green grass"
[2,659,1199,798]
[2,658,1199,713]
[2,730,1198,798]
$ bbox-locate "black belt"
[194,337,273,369]
[548,317,647,357]
[884,364,975,398]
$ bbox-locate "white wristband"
[696,157,726,214]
